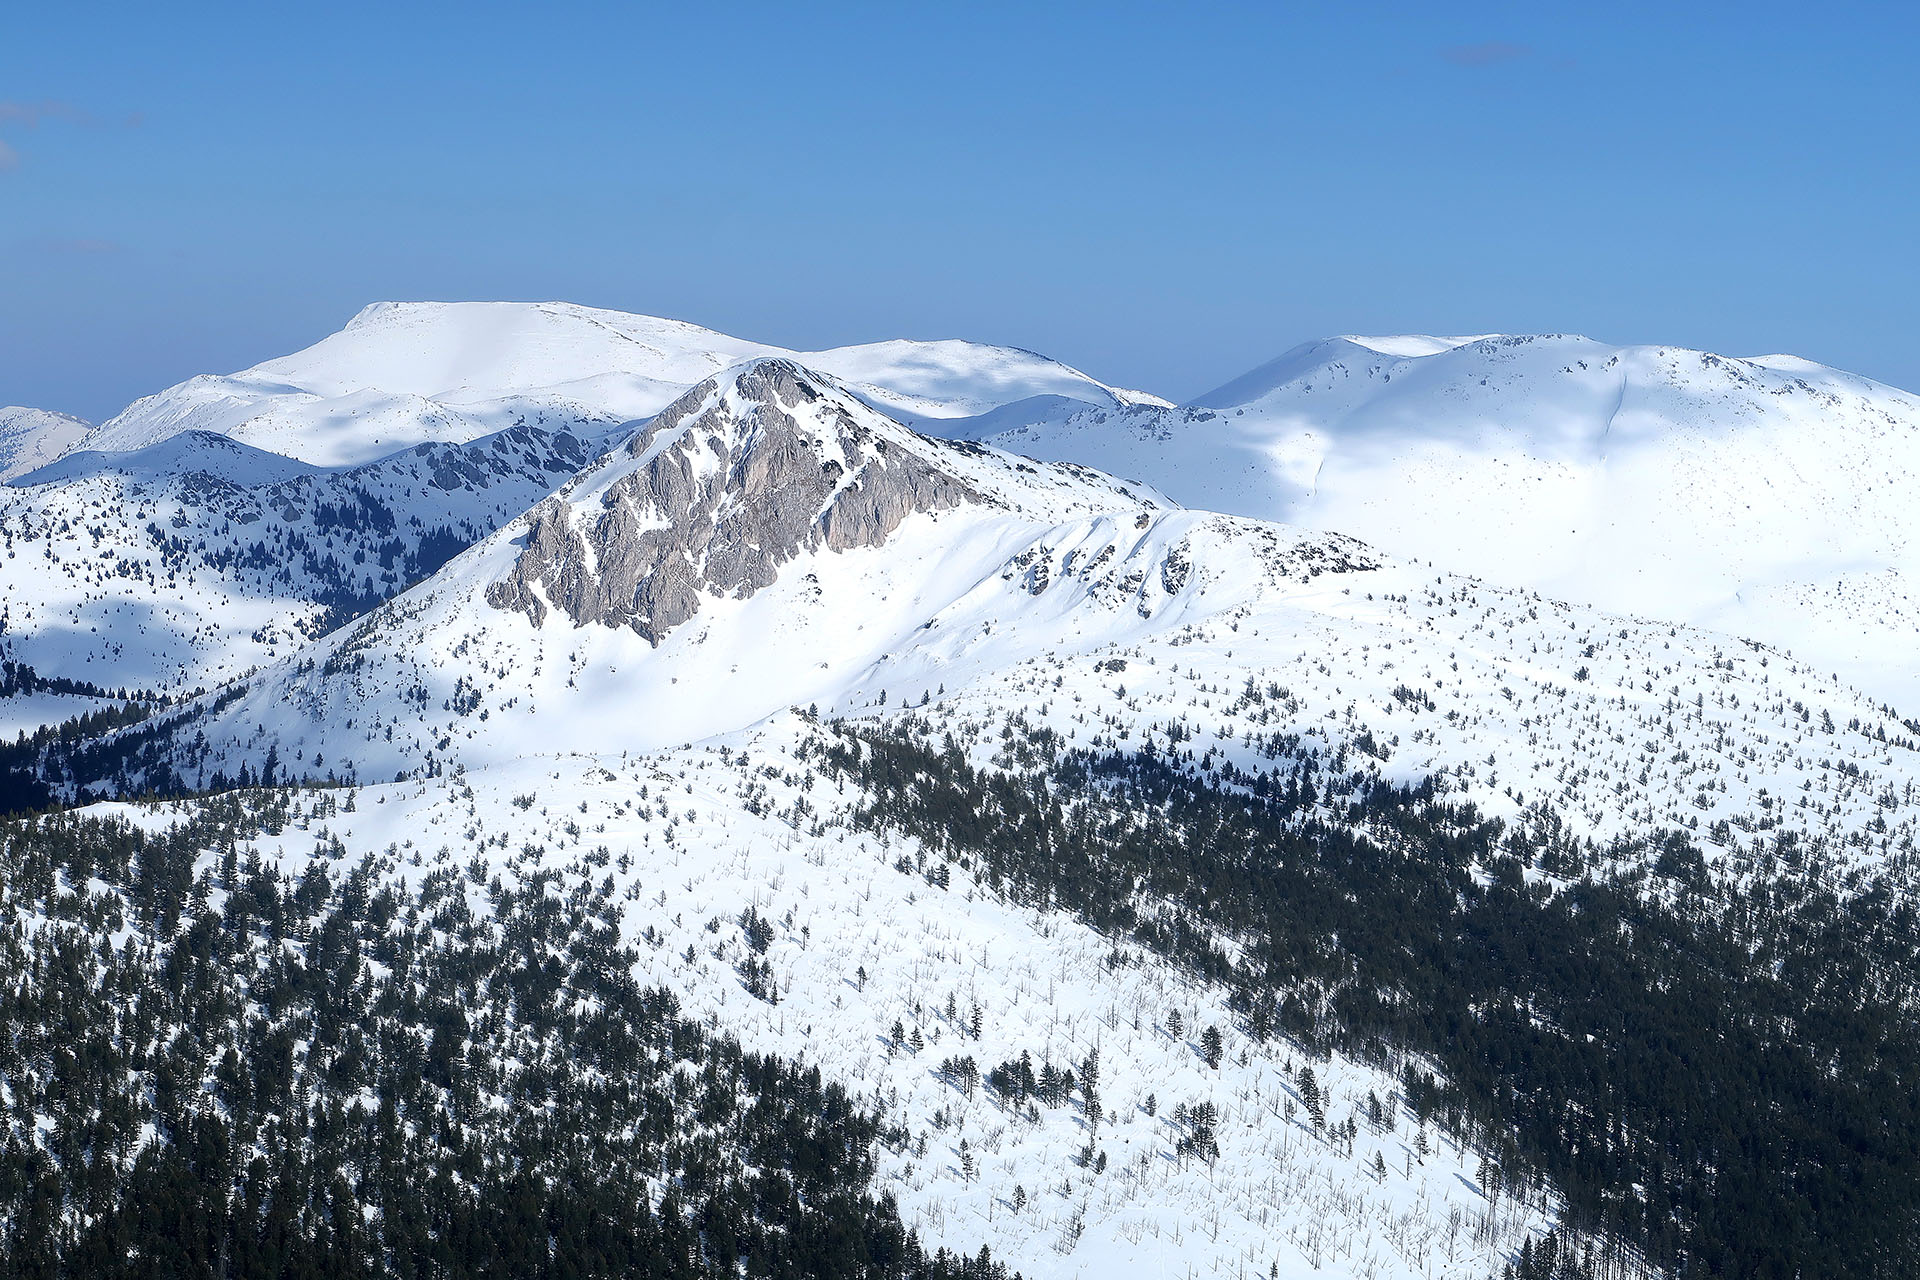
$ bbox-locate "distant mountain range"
[18,307,1916,708]
[74,300,1165,466]
[4,303,1918,1280]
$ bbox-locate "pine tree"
[1199,1024,1224,1069]
[1299,1067,1324,1134]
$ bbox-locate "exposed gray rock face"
[487,360,982,643]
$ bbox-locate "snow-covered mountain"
[95,359,1167,774]
[39,316,1920,723]
[38,356,1920,1280]
[971,334,1920,710]
[16,363,1549,1277]
[73,300,1157,468]
[9,312,1920,1280]
[0,406,91,481]
[91,359,1920,871]
[0,306,1153,720]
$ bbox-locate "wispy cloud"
[0,99,99,128]
[1441,41,1533,68]
[0,98,135,173]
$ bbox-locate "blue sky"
[3,1,1915,419]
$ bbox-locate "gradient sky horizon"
[3,1,1915,421]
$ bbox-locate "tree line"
[814,713,1920,1280]
[0,788,1016,1280]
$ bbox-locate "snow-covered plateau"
[969,332,1920,710]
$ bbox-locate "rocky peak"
[486,359,983,643]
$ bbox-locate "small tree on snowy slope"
[1299,1067,1325,1134]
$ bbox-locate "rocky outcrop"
[487,360,981,643]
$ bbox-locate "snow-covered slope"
[0,407,91,481]
[161,742,1556,1280]
[17,428,326,489]
[972,334,1920,711]
[799,338,1168,427]
[72,301,1154,469]
[0,421,598,697]
[1184,335,1500,409]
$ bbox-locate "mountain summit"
[490,358,1001,643]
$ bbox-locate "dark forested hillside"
[0,788,1013,1280]
[812,715,1920,1280]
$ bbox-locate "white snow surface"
[971,333,1920,711]
[797,337,1170,425]
[72,301,1153,467]
[15,429,325,489]
[0,407,91,482]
